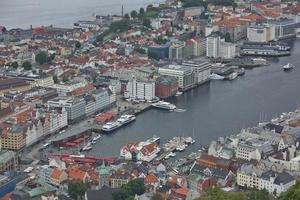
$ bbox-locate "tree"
[278,181,300,200]
[151,194,164,200]
[22,61,32,71]
[11,61,19,69]
[142,18,151,28]
[135,47,146,54]
[124,13,130,20]
[130,10,138,19]
[225,32,232,43]
[139,8,145,17]
[68,181,87,200]
[35,51,48,65]
[112,179,146,200]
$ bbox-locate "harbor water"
[0,0,163,29]
[87,39,300,157]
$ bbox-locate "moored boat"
[152,101,176,110]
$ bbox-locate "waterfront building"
[206,33,220,58]
[265,18,299,40]
[169,41,185,61]
[158,65,195,91]
[247,25,276,42]
[182,60,211,85]
[184,39,196,59]
[237,164,263,189]
[219,42,236,59]
[125,77,156,101]
[48,97,86,123]
[155,75,178,99]
[0,151,18,172]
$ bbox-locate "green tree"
[151,194,164,200]
[135,47,146,54]
[142,18,151,28]
[22,61,32,71]
[68,181,87,200]
[139,8,145,17]
[225,32,232,43]
[11,61,19,69]
[131,10,138,19]
[124,13,130,20]
[112,179,146,200]
[35,51,48,65]
[278,181,300,200]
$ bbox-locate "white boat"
[227,72,238,80]
[185,137,195,144]
[165,152,176,159]
[91,141,96,145]
[117,114,136,125]
[283,63,294,71]
[82,143,93,151]
[175,91,183,96]
[102,121,122,132]
[252,57,267,65]
[152,101,176,110]
[148,135,161,144]
[92,134,101,141]
[176,145,186,152]
[210,73,225,80]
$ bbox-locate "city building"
[158,65,195,91]
[169,41,185,60]
[182,60,211,85]
[148,44,170,60]
[0,151,18,172]
[110,171,131,189]
[0,78,31,96]
[97,162,110,188]
[125,77,156,101]
[0,123,26,151]
[247,25,276,42]
[219,42,236,59]
[265,18,298,40]
[183,6,205,18]
[155,75,178,99]
[206,33,221,58]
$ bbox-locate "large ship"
[152,101,176,110]
[102,121,122,132]
[117,115,136,125]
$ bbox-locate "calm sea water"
[0,0,161,29]
[87,39,300,157]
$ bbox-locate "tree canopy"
[11,61,19,69]
[22,61,32,71]
[68,181,87,200]
[112,178,146,200]
[35,51,48,65]
[131,10,138,19]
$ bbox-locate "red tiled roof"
[144,173,159,184]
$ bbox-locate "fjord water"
[92,39,300,156]
[0,0,162,29]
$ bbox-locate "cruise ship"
[152,101,176,110]
[102,121,122,132]
[117,115,136,125]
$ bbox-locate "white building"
[49,81,87,95]
[125,78,156,101]
[158,65,195,91]
[247,25,275,42]
[220,42,236,59]
[206,33,220,58]
[182,60,211,85]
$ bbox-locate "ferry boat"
[283,63,294,71]
[92,134,101,141]
[102,121,121,132]
[210,73,225,80]
[117,115,136,125]
[152,101,176,110]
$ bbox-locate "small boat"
[175,91,183,96]
[236,68,245,76]
[148,135,161,144]
[227,72,238,80]
[283,63,294,71]
[185,137,195,144]
[210,73,224,80]
[175,145,186,152]
[91,141,96,145]
[165,152,176,159]
[92,134,101,141]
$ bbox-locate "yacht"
[175,91,183,96]
[227,72,238,80]
[148,135,161,144]
[176,144,186,152]
[152,101,176,110]
[210,73,225,80]
[102,121,121,132]
[92,134,101,141]
[283,63,294,71]
[117,115,136,125]
[165,152,176,159]
[185,137,195,144]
